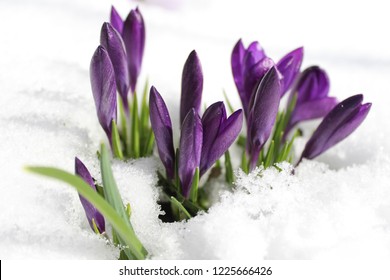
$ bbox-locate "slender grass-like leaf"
[170,196,192,219]
[131,93,140,158]
[225,150,234,184]
[189,168,199,203]
[118,98,130,157]
[223,89,235,114]
[143,129,155,156]
[111,120,124,159]
[241,151,249,174]
[100,144,147,259]
[264,140,275,168]
[25,165,146,259]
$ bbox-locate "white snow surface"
[1,0,390,259]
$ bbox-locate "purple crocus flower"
[180,50,203,125]
[200,102,243,176]
[90,46,117,143]
[179,109,203,198]
[100,22,130,111]
[247,66,281,171]
[231,39,303,117]
[110,6,124,34]
[300,94,371,161]
[285,66,338,136]
[75,157,105,233]
[149,86,175,179]
[232,40,273,117]
[122,7,145,93]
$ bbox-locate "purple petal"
[201,108,243,175]
[122,7,145,93]
[200,102,226,174]
[245,41,266,64]
[324,103,371,151]
[243,57,274,112]
[100,22,130,111]
[90,46,117,140]
[149,86,175,179]
[75,157,105,233]
[231,39,245,99]
[110,6,124,34]
[277,47,303,96]
[179,109,203,198]
[301,94,369,160]
[180,50,203,125]
[288,97,338,129]
[247,66,281,171]
[292,66,330,103]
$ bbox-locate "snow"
[1,0,390,259]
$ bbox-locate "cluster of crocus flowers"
[90,6,153,159]
[231,39,371,171]
[26,2,373,258]
[149,51,243,218]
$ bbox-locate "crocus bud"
[180,50,203,125]
[110,6,124,34]
[179,109,203,198]
[247,66,281,171]
[301,94,371,161]
[286,66,338,135]
[122,7,145,93]
[90,46,117,142]
[149,86,175,179]
[200,102,243,176]
[100,22,130,111]
[75,157,105,233]
[276,47,303,96]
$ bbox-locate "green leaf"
[143,129,155,156]
[91,218,100,234]
[236,135,246,148]
[189,168,199,203]
[130,93,140,158]
[126,203,132,218]
[111,120,124,160]
[222,89,235,114]
[264,140,275,168]
[118,98,130,158]
[25,164,147,260]
[174,148,180,191]
[99,144,147,259]
[282,92,297,132]
[170,196,192,219]
[225,150,234,184]
[241,151,249,174]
